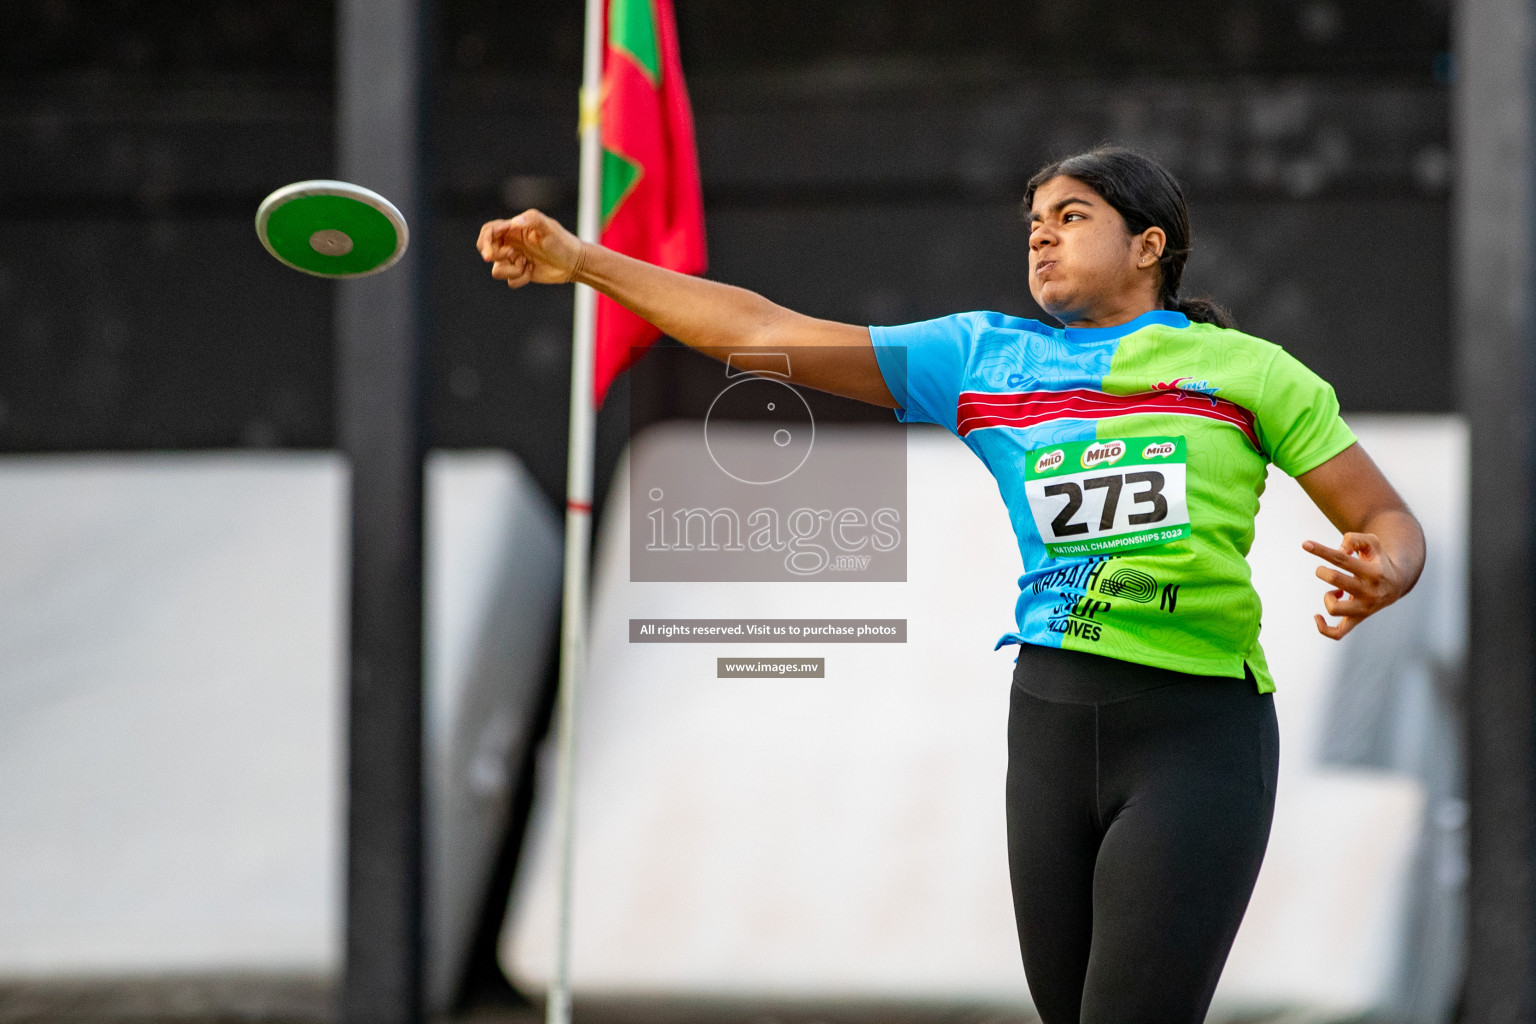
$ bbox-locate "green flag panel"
[602,148,644,226]
[609,0,661,82]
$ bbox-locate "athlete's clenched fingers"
[491,256,528,280]
[491,232,524,263]
[491,258,532,288]
[480,218,534,262]
[477,220,514,260]
[476,221,495,259]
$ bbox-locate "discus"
[255,180,409,278]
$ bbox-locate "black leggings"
[1006,642,1279,1024]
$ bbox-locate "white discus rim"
[254,179,411,279]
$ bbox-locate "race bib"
[1023,436,1191,557]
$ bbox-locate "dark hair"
[1023,146,1236,329]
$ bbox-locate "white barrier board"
[0,451,562,1016]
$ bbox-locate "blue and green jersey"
[869,308,1356,693]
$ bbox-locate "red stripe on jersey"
[956,388,1260,448]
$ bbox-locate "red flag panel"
[594,0,707,408]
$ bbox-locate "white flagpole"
[547,0,605,1020]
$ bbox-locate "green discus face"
[255,181,409,278]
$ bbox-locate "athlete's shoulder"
[871,309,1052,342]
[1171,318,1282,355]
[962,310,1059,335]
[1167,320,1290,387]
[1175,320,1340,387]
[873,310,1059,350]
[1164,319,1348,414]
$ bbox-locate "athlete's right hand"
[476,209,586,288]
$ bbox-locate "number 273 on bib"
[1023,436,1192,558]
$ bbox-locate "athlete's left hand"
[1301,532,1409,640]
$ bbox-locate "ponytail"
[1167,295,1236,329]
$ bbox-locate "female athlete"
[476,146,1425,1023]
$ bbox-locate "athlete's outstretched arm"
[1294,442,1426,640]
[476,209,897,408]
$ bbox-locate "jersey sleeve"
[1253,348,1358,477]
[867,312,978,432]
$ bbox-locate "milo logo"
[1080,440,1126,469]
[1034,449,1065,473]
[1142,441,1177,459]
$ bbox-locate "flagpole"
[547,0,605,1020]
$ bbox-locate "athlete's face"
[1026,176,1164,327]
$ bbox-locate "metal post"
[1454,0,1536,1020]
[545,3,607,1021]
[336,0,432,1021]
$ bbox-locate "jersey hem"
[996,632,1273,692]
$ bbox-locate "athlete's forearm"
[573,243,790,352]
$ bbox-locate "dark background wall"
[0,0,1450,510]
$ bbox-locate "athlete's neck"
[1061,301,1162,331]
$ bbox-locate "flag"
[593,0,707,407]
